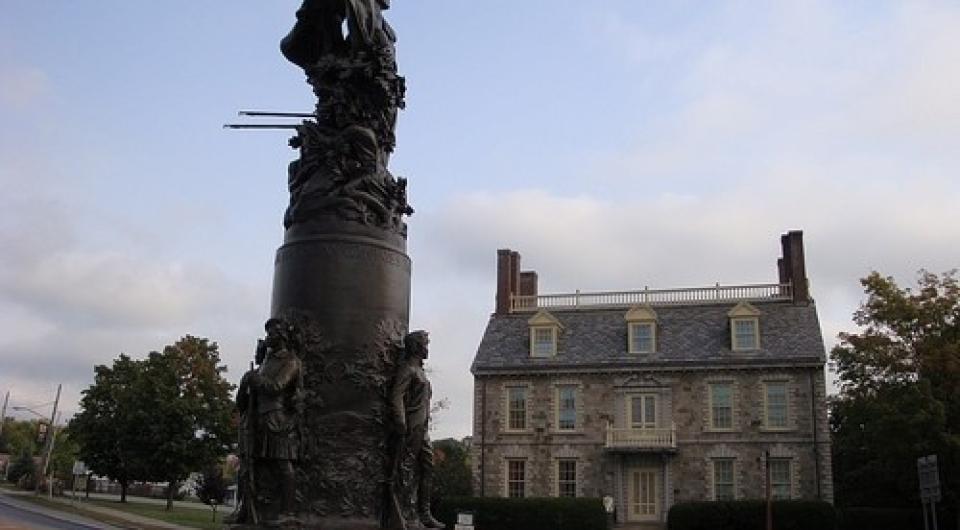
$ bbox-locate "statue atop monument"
[229,3,435,528]
[279,0,410,235]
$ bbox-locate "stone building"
[469,231,833,528]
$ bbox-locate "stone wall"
[471,365,833,507]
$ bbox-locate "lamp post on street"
[12,384,61,496]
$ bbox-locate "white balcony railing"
[511,283,792,312]
[605,424,677,451]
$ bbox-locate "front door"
[626,468,659,522]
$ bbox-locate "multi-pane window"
[713,459,735,500]
[732,318,758,350]
[630,395,657,429]
[765,382,788,428]
[710,383,733,430]
[507,459,526,498]
[507,386,527,430]
[557,459,577,497]
[532,327,556,357]
[557,386,577,430]
[769,459,791,499]
[630,322,655,353]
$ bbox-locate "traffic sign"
[917,455,941,502]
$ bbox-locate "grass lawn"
[0,483,224,530]
[86,498,225,529]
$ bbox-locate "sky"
[1,1,958,440]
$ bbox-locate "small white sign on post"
[455,511,475,530]
[917,455,941,503]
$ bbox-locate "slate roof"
[471,301,827,374]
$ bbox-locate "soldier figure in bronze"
[230,319,304,527]
[389,331,444,529]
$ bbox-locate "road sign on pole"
[918,455,941,503]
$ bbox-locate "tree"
[6,450,36,485]
[430,438,473,511]
[70,354,148,502]
[70,337,235,507]
[0,418,40,459]
[830,271,960,518]
[139,336,235,511]
[195,465,230,522]
[49,427,80,482]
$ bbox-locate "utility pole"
[0,390,9,439]
[35,384,61,495]
[765,450,773,530]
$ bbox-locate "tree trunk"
[166,480,176,511]
[212,504,218,522]
[119,479,128,503]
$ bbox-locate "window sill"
[704,428,738,433]
[501,429,534,435]
[759,426,794,433]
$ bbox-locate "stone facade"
[470,232,833,526]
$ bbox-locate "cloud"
[0,65,49,110]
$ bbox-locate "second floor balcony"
[605,423,677,453]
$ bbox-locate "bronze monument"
[229,1,438,528]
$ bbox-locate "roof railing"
[511,282,792,312]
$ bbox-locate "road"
[0,494,113,530]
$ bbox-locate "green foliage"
[436,497,606,530]
[69,354,149,498]
[140,337,236,488]
[430,438,473,510]
[6,451,36,484]
[1,418,40,457]
[667,500,836,530]
[830,271,960,510]
[837,506,957,530]
[195,465,229,521]
[69,336,236,504]
[49,427,80,481]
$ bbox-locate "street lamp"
[12,405,49,419]
[10,385,62,496]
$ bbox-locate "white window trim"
[707,381,736,432]
[626,393,659,430]
[555,458,578,498]
[730,317,760,351]
[628,321,657,354]
[761,380,791,431]
[553,383,581,432]
[504,458,527,498]
[711,458,737,501]
[530,325,558,357]
[768,458,793,500]
[503,383,531,433]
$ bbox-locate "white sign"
[457,512,474,525]
[72,461,88,475]
[917,454,941,502]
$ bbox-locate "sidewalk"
[63,490,211,511]
[1,488,194,530]
[0,489,122,529]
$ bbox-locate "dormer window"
[528,310,561,357]
[625,306,658,354]
[728,302,761,351]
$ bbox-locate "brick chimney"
[495,250,538,314]
[778,231,810,303]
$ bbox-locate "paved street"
[0,494,115,530]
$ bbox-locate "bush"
[668,500,836,530]
[436,497,606,530]
[838,506,957,530]
[6,452,35,485]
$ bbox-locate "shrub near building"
[667,500,836,530]
[437,497,606,530]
